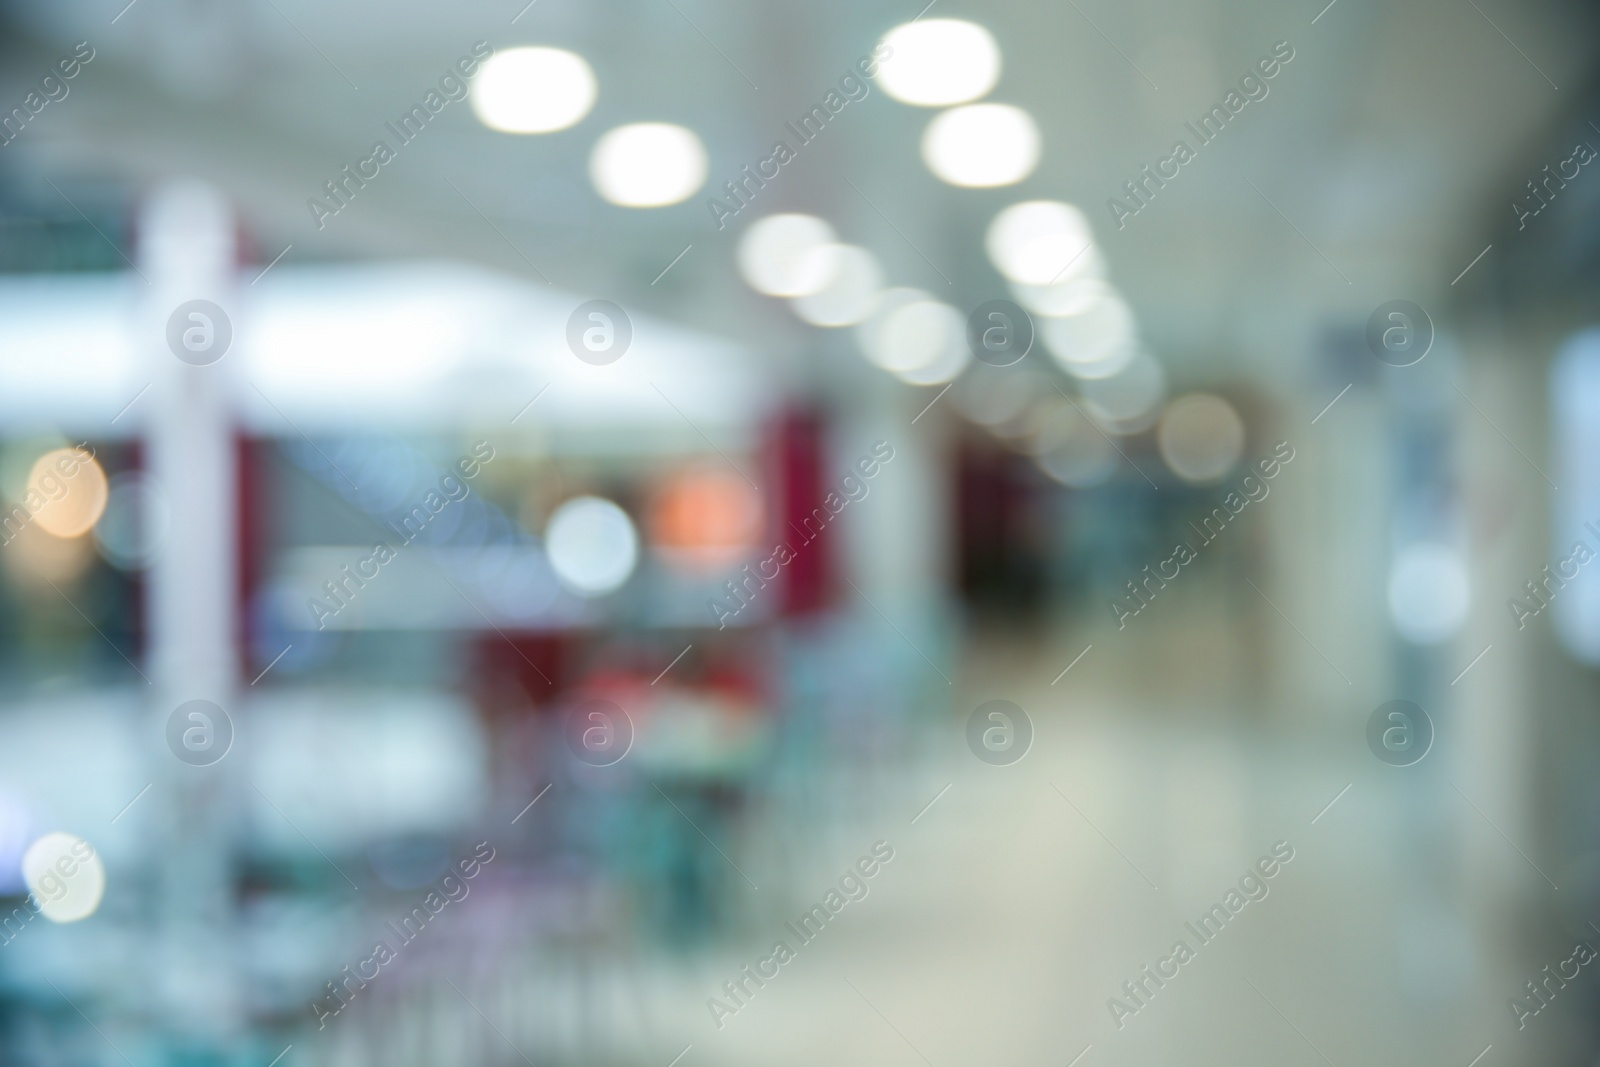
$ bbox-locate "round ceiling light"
[1033,403,1118,487]
[953,365,1041,427]
[791,245,882,326]
[986,201,1097,285]
[472,47,597,134]
[589,123,707,207]
[1080,353,1167,428]
[878,19,1001,107]
[857,289,934,369]
[854,290,971,384]
[1156,394,1246,483]
[1040,291,1137,374]
[1011,273,1112,318]
[922,104,1039,188]
[895,319,972,385]
[737,214,839,297]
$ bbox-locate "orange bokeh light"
[648,468,762,572]
[28,448,108,539]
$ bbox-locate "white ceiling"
[0,0,1593,392]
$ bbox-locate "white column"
[139,179,240,1042]
[836,372,955,681]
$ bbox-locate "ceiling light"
[1032,403,1117,486]
[1037,436,1117,488]
[878,19,1001,106]
[857,289,939,371]
[791,245,882,326]
[986,201,1096,285]
[737,215,839,297]
[953,365,1040,427]
[1080,353,1167,427]
[1011,274,1112,318]
[472,47,597,134]
[877,299,957,374]
[854,290,971,383]
[1015,398,1076,456]
[896,325,972,384]
[1040,291,1136,372]
[1157,394,1246,483]
[922,104,1039,187]
[1062,342,1137,381]
[589,123,707,207]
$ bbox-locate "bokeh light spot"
[650,469,763,572]
[738,215,839,297]
[1157,394,1246,484]
[878,20,1001,107]
[22,831,105,924]
[589,123,708,207]
[29,448,108,539]
[986,201,1097,286]
[472,47,597,134]
[922,104,1039,188]
[547,496,639,595]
